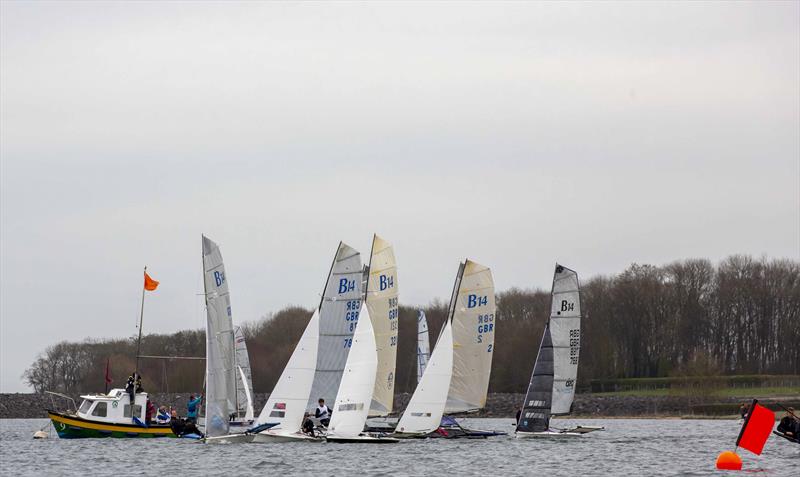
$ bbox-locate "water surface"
[1,418,796,476]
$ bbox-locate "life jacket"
[316,405,330,420]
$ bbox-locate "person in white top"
[315,398,331,426]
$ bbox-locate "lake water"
[0,418,796,476]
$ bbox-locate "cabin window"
[123,404,142,418]
[91,402,108,417]
[79,400,92,413]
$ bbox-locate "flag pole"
[134,266,147,386]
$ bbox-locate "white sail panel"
[327,303,378,439]
[417,310,430,384]
[256,310,320,433]
[233,326,254,420]
[549,264,581,415]
[445,259,496,414]
[202,235,237,437]
[396,319,453,435]
[365,235,398,416]
[307,242,363,410]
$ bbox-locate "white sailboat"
[417,310,430,384]
[438,259,505,438]
[365,234,399,417]
[515,264,603,438]
[252,310,321,442]
[326,303,398,443]
[394,319,453,437]
[306,242,363,411]
[201,235,243,443]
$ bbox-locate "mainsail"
[234,326,254,420]
[516,264,581,433]
[417,310,430,384]
[327,303,378,438]
[256,310,320,433]
[365,235,399,416]
[445,260,496,413]
[202,235,237,437]
[307,242,363,409]
[396,319,453,435]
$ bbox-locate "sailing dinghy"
[306,242,363,414]
[326,287,397,443]
[515,264,603,438]
[393,318,453,437]
[200,236,253,444]
[251,310,321,442]
[434,260,505,438]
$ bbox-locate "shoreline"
[3,391,796,420]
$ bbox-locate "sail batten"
[445,260,496,414]
[307,243,363,410]
[202,235,237,437]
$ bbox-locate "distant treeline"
[24,255,799,396]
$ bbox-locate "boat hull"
[515,430,583,438]
[204,434,254,444]
[47,411,175,439]
[252,431,321,443]
[326,435,399,444]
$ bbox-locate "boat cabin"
[76,388,149,424]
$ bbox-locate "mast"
[134,266,147,383]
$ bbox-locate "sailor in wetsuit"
[777,407,799,438]
[169,410,204,438]
[315,399,331,427]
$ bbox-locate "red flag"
[144,272,159,291]
[736,400,775,455]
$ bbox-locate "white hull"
[515,430,583,438]
[252,431,321,443]
[326,434,399,444]
[204,433,254,444]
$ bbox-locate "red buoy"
[716,450,742,470]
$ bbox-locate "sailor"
[302,412,315,437]
[315,398,331,427]
[515,409,521,425]
[125,374,136,403]
[169,409,204,438]
[187,394,202,424]
[777,407,799,437]
[145,399,156,423]
[135,374,144,393]
[739,402,749,419]
[156,406,170,424]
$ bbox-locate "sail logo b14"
[559,300,574,313]
[379,274,394,290]
[467,294,488,308]
[214,271,225,287]
[338,278,356,294]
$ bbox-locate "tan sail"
[365,234,399,416]
[445,259,496,413]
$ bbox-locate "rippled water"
[1,418,797,476]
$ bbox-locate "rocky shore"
[5,391,793,419]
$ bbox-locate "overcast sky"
[1,1,798,392]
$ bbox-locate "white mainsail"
[365,235,399,416]
[417,310,430,384]
[202,235,237,437]
[327,303,378,439]
[307,242,363,410]
[549,264,581,415]
[256,310,320,433]
[234,326,254,420]
[396,319,453,435]
[445,259,496,414]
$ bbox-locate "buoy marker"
[716,450,742,471]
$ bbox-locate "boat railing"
[45,391,77,414]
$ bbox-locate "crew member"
[315,398,331,427]
[187,394,202,424]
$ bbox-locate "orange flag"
[144,272,159,291]
[736,400,775,455]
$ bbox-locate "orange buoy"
[716,450,742,470]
